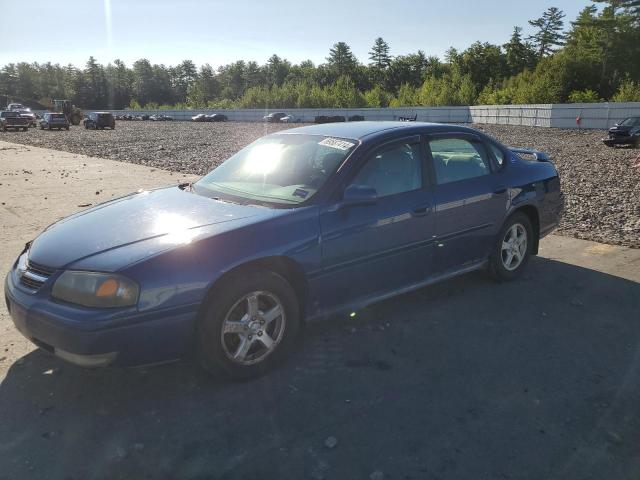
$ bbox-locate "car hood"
[28,186,269,269]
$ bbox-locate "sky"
[0,0,591,68]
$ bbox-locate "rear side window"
[351,141,422,197]
[429,138,490,185]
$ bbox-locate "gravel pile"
[2,121,638,248]
[474,124,639,248]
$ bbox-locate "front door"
[316,137,436,310]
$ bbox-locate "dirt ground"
[1,141,640,480]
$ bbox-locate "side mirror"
[334,184,378,210]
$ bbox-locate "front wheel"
[197,270,300,379]
[489,212,533,281]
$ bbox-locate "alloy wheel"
[220,291,286,366]
[501,223,527,271]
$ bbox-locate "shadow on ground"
[1,257,640,480]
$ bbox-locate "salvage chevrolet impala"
[5,122,563,378]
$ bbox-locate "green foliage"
[568,89,603,102]
[612,79,640,101]
[389,84,418,107]
[1,6,639,109]
[364,85,391,107]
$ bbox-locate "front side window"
[195,134,356,206]
[351,141,422,197]
[429,138,491,185]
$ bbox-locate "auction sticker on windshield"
[318,137,355,150]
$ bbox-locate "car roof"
[279,121,477,140]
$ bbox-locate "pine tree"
[528,7,567,57]
[504,27,537,75]
[368,37,391,69]
[326,42,358,77]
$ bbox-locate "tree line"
[1,0,639,110]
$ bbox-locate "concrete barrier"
[62,102,640,130]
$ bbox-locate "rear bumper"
[5,272,198,368]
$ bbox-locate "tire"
[48,126,51,130]
[22,127,27,132]
[65,126,69,131]
[197,270,301,380]
[488,212,534,281]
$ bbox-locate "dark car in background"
[17,109,38,127]
[263,112,292,123]
[207,113,227,122]
[5,122,563,379]
[150,114,174,121]
[84,112,116,130]
[1,111,30,131]
[193,113,227,122]
[602,116,640,147]
[40,112,70,130]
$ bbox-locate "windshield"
[194,134,356,206]
[619,117,640,126]
[1,111,19,118]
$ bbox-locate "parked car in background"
[5,122,563,379]
[150,114,174,121]
[1,111,30,131]
[7,103,26,112]
[39,112,70,130]
[314,115,346,124]
[192,114,208,122]
[602,116,640,148]
[263,112,290,123]
[84,112,116,130]
[17,109,38,127]
[206,113,228,122]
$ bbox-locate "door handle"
[411,204,431,216]
[493,185,507,194]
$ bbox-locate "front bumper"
[5,270,198,368]
[602,135,637,146]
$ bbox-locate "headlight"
[52,271,139,308]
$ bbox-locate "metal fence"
[64,102,640,130]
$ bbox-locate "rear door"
[317,136,435,307]
[426,133,508,274]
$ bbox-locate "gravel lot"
[2,142,640,480]
[1,121,638,247]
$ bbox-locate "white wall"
[86,102,640,130]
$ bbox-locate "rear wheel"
[489,212,533,281]
[197,270,300,379]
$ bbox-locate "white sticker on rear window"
[318,137,355,151]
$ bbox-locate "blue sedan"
[4,122,563,378]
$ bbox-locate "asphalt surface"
[1,142,640,480]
